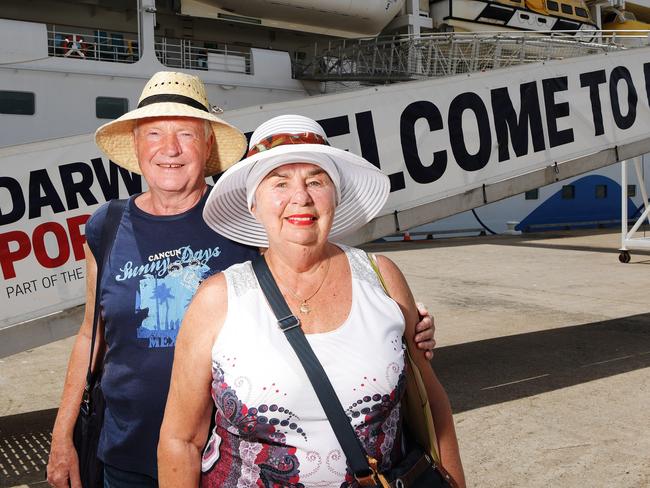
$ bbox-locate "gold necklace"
[282,257,331,314]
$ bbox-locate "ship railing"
[154,37,251,74]
[294,30,648,83]
[47,25,139,63]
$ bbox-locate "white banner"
[2,47,650,327]
[0,135,144,327]
[226,48,650,213]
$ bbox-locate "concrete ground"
[1,229,649,487]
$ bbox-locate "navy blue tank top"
[86,190,258,478]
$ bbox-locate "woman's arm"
[376,255,466,488]
[158,273,228,487]
[47,244,104,488]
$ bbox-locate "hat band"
[137,94,208,112]
[246,132,329,158]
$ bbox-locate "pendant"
[299,301,311,314]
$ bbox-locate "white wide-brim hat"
[203,114,390,248]
[95,71,247,177]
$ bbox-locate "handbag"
[251,255,456,488]
[366,254,445,468]
[73,199,126,488]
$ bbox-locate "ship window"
[520,13,530,20]
[595,184,607,199]
[602,12,616,23]
[575,7,589,18]
[547,0,559,12]
[0,91,35,115]
[627,185,636,197]
[217,13,262,25]
[562,185,575,199]
[525,189,539,200]
[561,3,573,14]
[96,97,129,119]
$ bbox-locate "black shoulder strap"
[251,255,377,485]
[85,199,128,383]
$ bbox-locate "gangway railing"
[294,30,648,83]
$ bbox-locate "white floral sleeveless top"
[201,245,406,487]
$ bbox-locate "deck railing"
[154,38,251,74]
[48,25,139,63]
[45,25,252,75]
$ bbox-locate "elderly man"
[47,71,435,488]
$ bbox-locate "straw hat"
[203,114,390,248]
[95,71,247,176]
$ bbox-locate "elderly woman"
[158,115,464,487]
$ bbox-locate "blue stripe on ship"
[516,175,637,232]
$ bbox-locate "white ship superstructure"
[0,0,319,147]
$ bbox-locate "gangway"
[3,36,650,357]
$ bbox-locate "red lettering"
[33,222,70,268]
[0,231,32,279]
[1,215,90,280]
[66,214,90,261]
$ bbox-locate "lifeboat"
[430,0,597,34]
[601,7,650,47]
[602,8,650,33]
[179,0,405,38]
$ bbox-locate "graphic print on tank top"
[202,359,406,487]
[202,361,305,487]
[114,244,223,348]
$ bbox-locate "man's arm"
[414,303,436,360]
[47,244,104,488]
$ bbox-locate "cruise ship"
[1,0,647,230]
[2,0,650,345]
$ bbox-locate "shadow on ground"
[434,313,650,413]
[364,230,650,259]
[2,314,649,486]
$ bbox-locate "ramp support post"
[621,159,628,253]
[619,156,650,263]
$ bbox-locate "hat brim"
[94,102,247,177]
[203,143,390,248]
